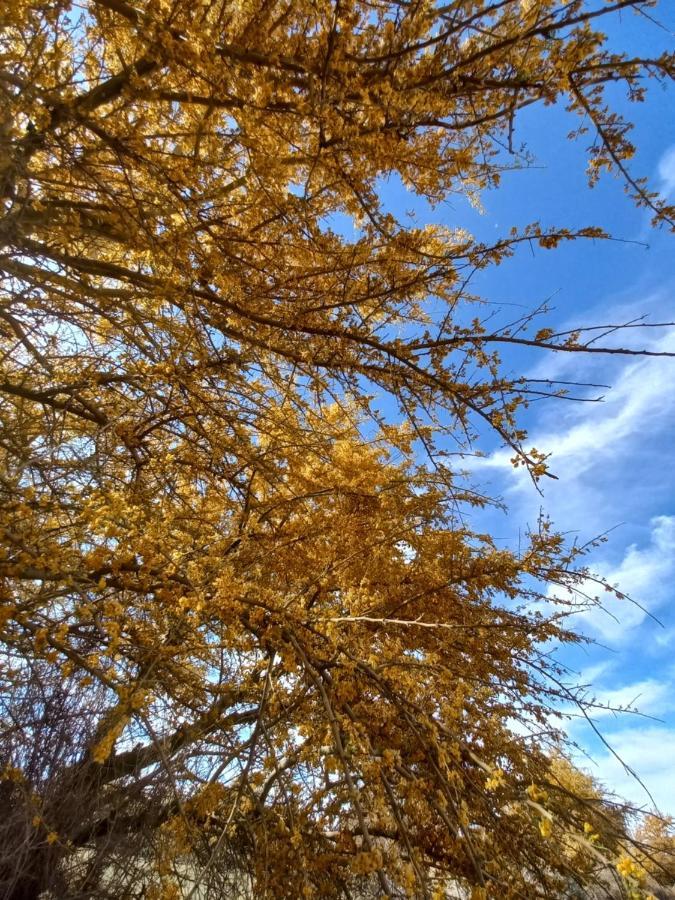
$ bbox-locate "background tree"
[1,0,674,897]
[634,815,675,894]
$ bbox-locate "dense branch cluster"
[1,0,674,897]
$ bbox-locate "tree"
[634,815,675,892]
[1,0,674,896]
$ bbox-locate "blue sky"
[371,11,675,815]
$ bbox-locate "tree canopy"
[1,0,674,897]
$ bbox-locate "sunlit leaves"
[0,0,673,897]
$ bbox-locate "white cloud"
[558,664,674,730]
[469,284,675,814]
[576,660,615,686]
[550,515,675,643]
[582,677,674,720]
[581,726,675,816]
[569,661,675,816]
[548,667,675,813]
[469,320,675,556]
[564,668,675,815]
[654,627,675,650]
[479,329,675,485]
[658,144,675,198]
[600,516,675,605]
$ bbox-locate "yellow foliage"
[538,816,553,840]
[0,0,672,896]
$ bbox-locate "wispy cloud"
[564,667,675,814]
[471,319,675,556]
[654,627,675,651]
[563,515,675,643]
[580,675,675,720]
[658,144,675,199]
[469,191,675,813]
[479,329,675,484]
[581,725,675,815]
